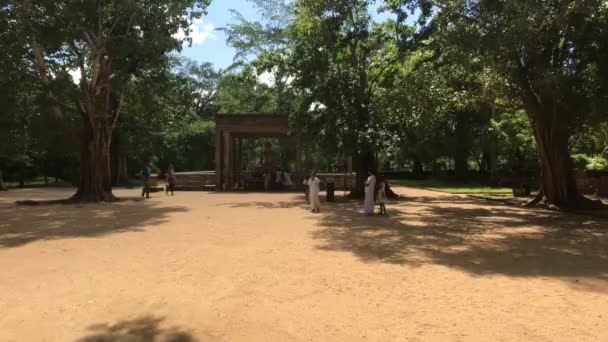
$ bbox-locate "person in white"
[364,170,376,215]
[308,173,321,213]
[283,171,294,186]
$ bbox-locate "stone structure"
[215,114,304,191]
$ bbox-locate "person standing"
[165,164,177,196]
[282,168,294,187]
[308,173,321,213]
[141,163,152,199]
[363,170,376,215]
[377,177,387,215]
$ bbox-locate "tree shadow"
[77,315,199,342]
[0,200,189,248]
[311,195,608,288]
[215,194,310,209]
[216,201,307,209]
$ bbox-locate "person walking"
[308,172,321,213]
[363,170,376,215]
[141,163,152,199]
[165,164,177,196]
[377,177,387,215]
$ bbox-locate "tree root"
[524,188,606,211]
[524,190,544,207]
[16,191,127,206]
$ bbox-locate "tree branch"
[21,0,65,119]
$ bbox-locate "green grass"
[388,179,514,195]
[4,177,71,188]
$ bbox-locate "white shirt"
[308,177,321,194]
[365,175,376,195]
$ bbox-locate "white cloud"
[175,18,216,46]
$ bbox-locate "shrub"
[587,156,608,172]
[571,154,590,170]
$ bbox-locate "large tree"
[386,0,608,209]
[287,0,384,196]
[9,0,210,202]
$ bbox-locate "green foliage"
[587,156,608,172]
[216,63,276,113]
[573,154,608,172]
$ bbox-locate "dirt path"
[0,187,607,341]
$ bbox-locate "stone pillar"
[230,134,237,189]
[215,129,222,191]
[295,133,303,190]
[223,131,231,190]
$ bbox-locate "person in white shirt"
[308,172,321,213]
[364,170,376,215]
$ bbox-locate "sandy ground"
[0,187,607,342]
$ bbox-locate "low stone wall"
[576,171,608,197]
[171,171,357,191]
[316,173,356,191]
[174,171,216,190]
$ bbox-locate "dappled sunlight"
[0,196,189,248]
[310,190,608,289]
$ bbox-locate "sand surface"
[0,187,607,341]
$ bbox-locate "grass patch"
[388,179,514,195]
[4,177,71,188]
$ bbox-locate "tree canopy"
[1,0,607,208]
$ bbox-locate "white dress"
[377,182,386,204]
[364,175,376,214]
[308,177,321,210]
[283,172,294,186]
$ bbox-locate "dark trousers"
[141,180,150,198]
[326,183,335,202]
[166,183,175,195]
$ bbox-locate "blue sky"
[178,0,395,70]
[179,1,258,70]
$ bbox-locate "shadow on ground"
[0,201,188,248]
[77,315,199,342]
[309,195,608,286]
[214,191,608,287]
[215,194,310,209]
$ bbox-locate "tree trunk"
[454,154,469,179]
[350,147,375,199]
[453,111,469,179]
[70,117,116,202]
[413,158,424,177]
[529,112,602,209]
